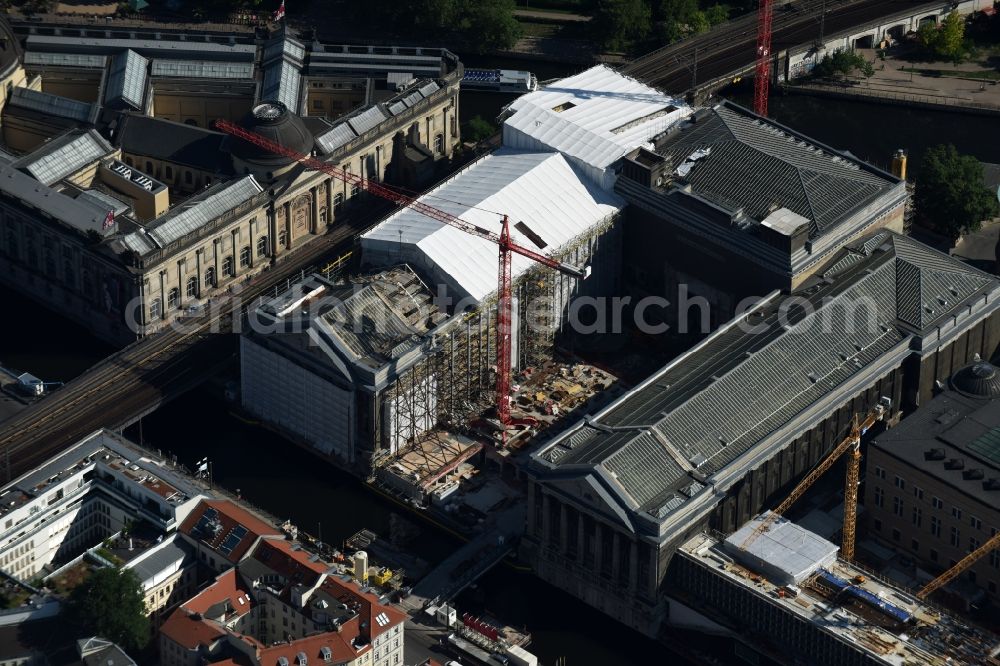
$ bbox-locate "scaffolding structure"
[372,212,622,464]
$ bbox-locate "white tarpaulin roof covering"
[503,65,690,189]
[361,148,624,302]
[722,512,839,586]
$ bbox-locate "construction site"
[674,522,1000,666]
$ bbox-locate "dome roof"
[228,101,314,168]
[951,361,1000,399]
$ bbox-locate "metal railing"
[785,81,1000,115]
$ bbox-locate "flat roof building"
[865,360,1000,607]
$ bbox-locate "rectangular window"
[952,506,963,520]
[912,507,922,527]
[930,516,941,537]
[874,466,886,480]
[911,538,919,552]
[892,528,901,542]
[971,516,982,530]
[892,496,904,517]
[913,486,923,500]
[874,487,884,508]
[970,537,981,553]
[894,475,905,490]
[950,526,961,547]
[932,497,943,510]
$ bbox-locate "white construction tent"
[361,147,624,305]
[502,64,691,191]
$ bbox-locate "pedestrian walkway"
[403,503,525,611]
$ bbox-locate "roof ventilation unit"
[944,458,965,470]
[924,448,946,461]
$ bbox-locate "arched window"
[222,256,234,277]
[256,236,269,257]
[205,266,216,287]
[167,287,180,309]
[240,246,251,268]
[434,133,443,153]
[186,276,199,298]
[149,298,161,320]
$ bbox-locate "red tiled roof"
[311,572,406,641]
[258,630,364,666]
[180,499,281,564]
[159,609,226,650]
[248,537,328,587]
[184,569,254,619]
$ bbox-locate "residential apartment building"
[865,360,1000,605]
[160,527,406,666]
[0,429,202,583]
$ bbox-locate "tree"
[689,10,710,35]
[859,59,875,84]
[936,11,965,60]
[464,116,495,143]
[65,568,149,652]
[915,144,999,241]
[462,0,521,53]
[916,20,938,51]
[593,0,651,51]
[705,3,728,26]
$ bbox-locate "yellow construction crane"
[740,405,886,560]
[917,530,1000,599]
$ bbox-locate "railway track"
[0,200,394,480]
[624,0,942,93]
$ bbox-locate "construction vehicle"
[740,404,886,559]
[917,530,1000,599]
[214,118,588,444]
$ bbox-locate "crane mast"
[740,405,884,556]
[753,0,774,116]
[214,119,587,442]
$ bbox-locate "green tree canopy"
[593,0,652,51]
[937,11,966,60]
[813,49,866,78]
[463,0,521,54]
[66,568,149,653]
[915,144,999,241]
[915,12,967,61]
[704,4,729,25]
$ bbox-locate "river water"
[4,78,993,665]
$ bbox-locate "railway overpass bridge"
[0,202,392,483]
[624,0,992,100]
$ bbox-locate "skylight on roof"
[551,101,576,113]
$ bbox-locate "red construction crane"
[214,119,588,442]
[753,0,774,116]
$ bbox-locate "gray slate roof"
[654,102,895,237]
[145,175,262,248]
[536,232,998,520]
